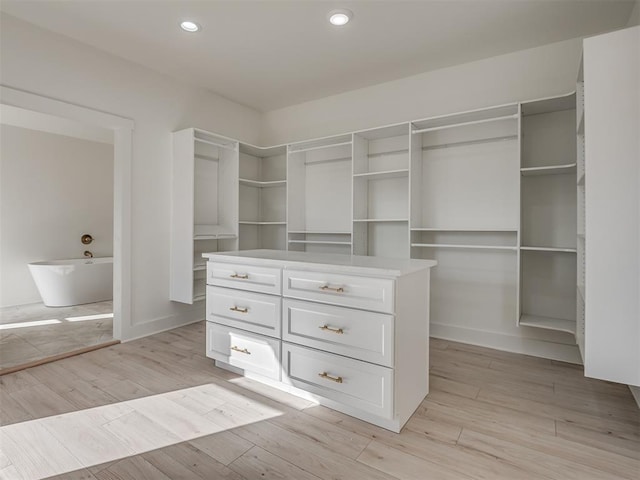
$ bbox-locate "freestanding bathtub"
[28,257,113,307]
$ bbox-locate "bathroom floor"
[0,300,113,372]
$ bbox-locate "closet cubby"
[410,105,520,231]
[519,93,577,333]
[287,134,353,254]
[409,105,520,338]
[352,124,410,258]
[171,128,238,304]
[411,229,517,251]
[238,143,287,250]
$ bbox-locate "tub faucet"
[84,251,93,258]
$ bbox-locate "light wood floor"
[0,301,113,371]
[0,321,638,479]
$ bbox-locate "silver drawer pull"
[320,285,344,293]
[318,371,343,383]
[231,273,249,279]
[231,346,251,355]
[319,324,344,334]
[230,306,248,313]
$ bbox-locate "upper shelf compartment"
[520,92,577,169]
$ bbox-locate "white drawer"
[282,270,394,313]
[207,262,281,295]
[207,286,281,338]
[282,343,393,419]
[282,299,394,367]
[206,323,281,381]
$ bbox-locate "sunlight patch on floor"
[65,312,114,322]
[0,319,61,330]
[0,382,284,479]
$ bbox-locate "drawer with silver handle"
[206,323,281,381]
[207,262,281,295]
[282,342,393,419]
[282,298,394,366]
[282,269,394,313]
[207,286,281,338]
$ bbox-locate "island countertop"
[203,249,436,277]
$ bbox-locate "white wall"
[0,125,114,307]
[261,38,583,145]
[0,13,263,338]
[628,1,640,26]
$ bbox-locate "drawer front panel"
[207,262,281,295]
[282,270,394,313]
[206,323,281,380]
[207,286,281,338]
[282,343,393,419]
[282,299,394,367]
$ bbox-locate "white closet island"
[202,249,436,432]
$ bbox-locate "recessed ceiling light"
[180,21,200,33]
[328,9,352,26]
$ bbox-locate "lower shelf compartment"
[519,314,576,335]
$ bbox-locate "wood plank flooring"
[0,321,638,479]
[0,301,113,372]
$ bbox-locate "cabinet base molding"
[431,323,582,365]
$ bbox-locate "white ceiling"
[0,1,635,112]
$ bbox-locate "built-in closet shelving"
[352,124,410,258]
[287,135,353,254]
[170,128,238,304]
[518,93,577,334]
[409,105,520,331]
[238,143,287,251]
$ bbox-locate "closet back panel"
[420,140,518,229]
[521,251,577,320]
[522,109,577,168]
[194,157,219,226]
[521,173,577,248]
[261,187,286,222]
[239,184,259,222]
[304,147,352,232]
[414,248,518,331]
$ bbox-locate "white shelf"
[239,178,286,188]
[289,140,352,154]
[240,221,286,225]
[519,314,576,335]
[194,136,237,151]
[353,219,409,223]
[288,231,351,235]
[193,233,237,241]
[288,240,352,245]
[353,169,409,180]
[520,163,577,176]
[411,243,517,251]
[521,246,577,253]
[192,294,207,302]
[193,264,206,272]
[412,114,518,134]
[411,227,517,232]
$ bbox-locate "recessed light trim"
[328,9,352,26]
[180,21,200,32]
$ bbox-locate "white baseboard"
[431,323,583,364]
[629,386,640,409]
[121,307,204,342]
